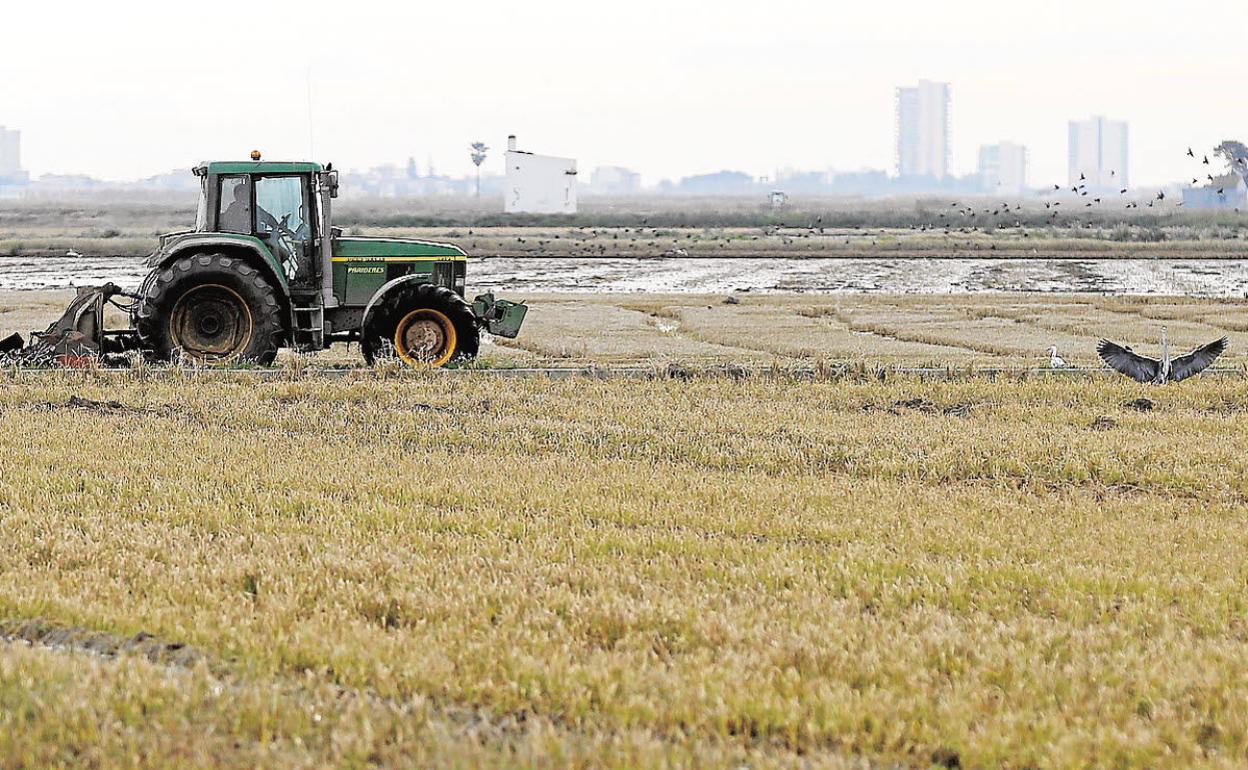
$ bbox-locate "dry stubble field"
[2,372,1248,769]
[5,284,1248,768]
[6,289,1248,370]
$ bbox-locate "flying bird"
[1203,155,1210,165]
[1097,327,1227,384]
[1187,147,1195,157]
[1080,172,1086,181]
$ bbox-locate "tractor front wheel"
[135,253,284,365]
[362,284,479,367]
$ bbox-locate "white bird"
[1047,346,1067,368]
[1097,326,1227,384]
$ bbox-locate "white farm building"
[503,135,577,214]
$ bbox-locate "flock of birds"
[493,147,1244,257]
[1038,146,1239,383]
[928,145,1246,236]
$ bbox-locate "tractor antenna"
[306,66,316,159]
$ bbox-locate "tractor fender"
[360,275,452,332]
[150,235,290,295]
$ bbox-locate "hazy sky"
[2,0,1244,187]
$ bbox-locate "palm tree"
[470,142,489,198]
[1213,140,1248,188]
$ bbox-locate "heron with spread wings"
[1097,326,1228,384]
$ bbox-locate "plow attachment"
[0,284,140,367]
[0,332,22,355]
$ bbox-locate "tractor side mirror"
[325,170,339,199]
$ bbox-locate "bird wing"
[1097,339,1160,382]
[1168,337,1228,382]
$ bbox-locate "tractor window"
[255,176,310,240]
[255,175,312,284]
[195,177,209,231]
[218,176,252,234]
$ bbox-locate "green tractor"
[2,155,526,367]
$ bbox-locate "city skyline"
[0,105,1218,195]
[1,0,1245,188]
[0,104,1180,199]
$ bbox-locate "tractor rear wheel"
[135,253,284,365]
[362,283,479,367]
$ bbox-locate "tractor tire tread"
[135,252,285,365]
[361,283,479,366]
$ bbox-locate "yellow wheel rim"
[393,308,457,367]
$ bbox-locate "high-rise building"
[896,80,950,180]
[1068,116,1128,190]
[978,142,1028,195]
[0,126,21,179]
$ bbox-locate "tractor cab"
[192,159,339,305]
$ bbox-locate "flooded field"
[2,254,1247,296]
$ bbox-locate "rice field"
[4,252,1248,767]
[2,371,1248,768]
[6,290,1248,371]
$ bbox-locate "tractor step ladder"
[291,304,325,351]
